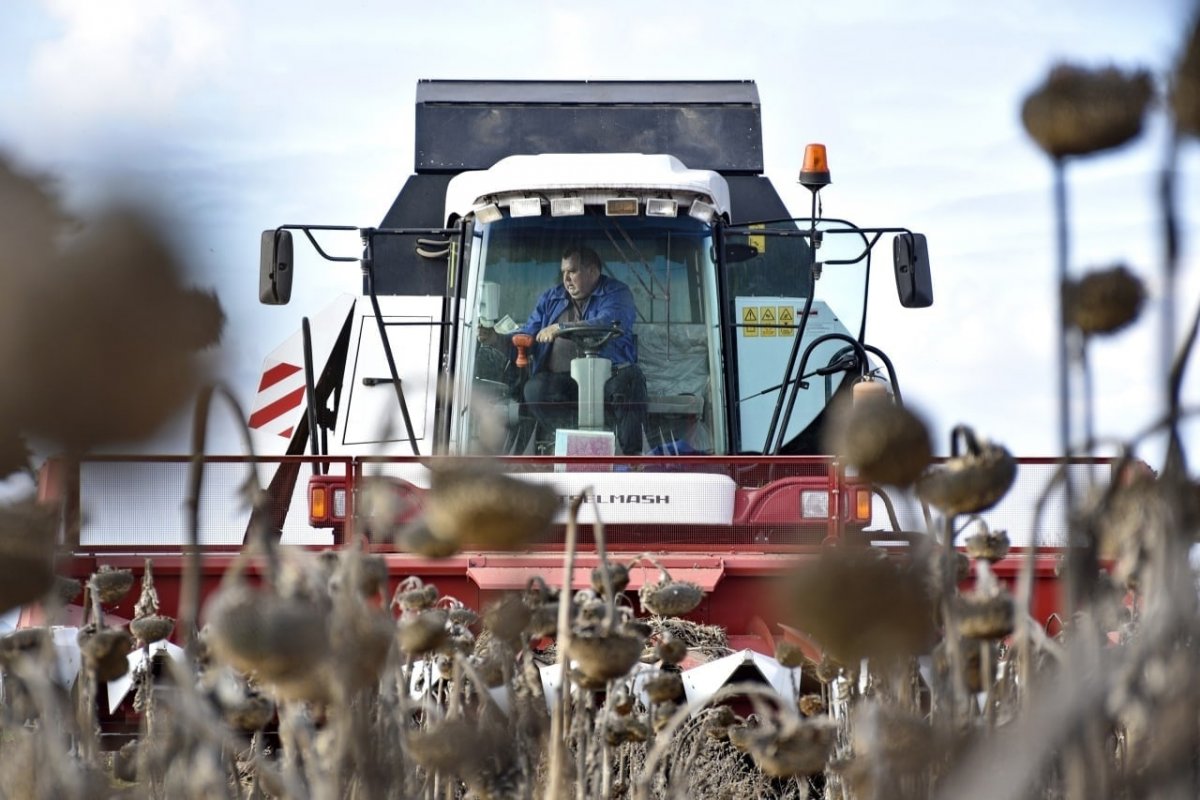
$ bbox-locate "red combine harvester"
[28,81,1083,736]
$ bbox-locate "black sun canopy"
[413,79,764,175]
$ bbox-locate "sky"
[1,0,1199,469]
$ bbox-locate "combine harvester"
[28,81,1080,736]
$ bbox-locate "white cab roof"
[444,153,731,222]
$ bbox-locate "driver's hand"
[536,324,561,344]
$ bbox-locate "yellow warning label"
[742,306,758,337]
[760,306,777,337]
[749,223,766,257]
[778,306,795,337]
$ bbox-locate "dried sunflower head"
[704,706,740,741]
[748,716,838,778]
[81,626,134,682]
[774,639,808,669]
[955,589,1016,640]
[783,547,938,666]
[964,528,1011,563]
[90,566,136,605]
[396,609,449,656]
[392,576,439,613]
[1021,63,1155,159]
[605,715,650,746]
[917,427,1016,517]
[52,575,82,606]
[727,718,758,751]
[568,624,645,682]
[525,601,559,639]
[639,576,704,618]
[4,209,222,450]
[824,392,932,487]
[918,547,973,604]
[797,694,826,717]
[591,561,630,596]
[422,459,559,550]
[394,519,460,559]
[1087,472,1197,585]
[444,599,479,628]
[644,670,685,704]
[129,615,175,646]
[405,717,496,775]
[1064,264,1146,336]
[849,703,938,770]
[0,628,49,670]
[652,701,678,731]
[203,584,331,692]
[0,428,30,479]
[482,593,532,644]
[656,634,688,666]
[357,475,423,543]
[0,499,58,615]
[224,690,275,733]
[1171,13,1200,138]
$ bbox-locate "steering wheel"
[556,323,624,356]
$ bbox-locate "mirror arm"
[299,227,359,263]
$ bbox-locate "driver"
[478,245,647,454]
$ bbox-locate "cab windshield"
[454,212,724,456]
[722,219,872,453]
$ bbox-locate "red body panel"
[36,454,1088,659]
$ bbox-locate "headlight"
[801,490,830,519]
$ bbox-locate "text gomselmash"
[562,493,671,506]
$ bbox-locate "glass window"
[722,220,871,453]
[454,212,724,456]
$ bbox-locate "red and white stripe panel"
[248,360,305,439]
[246,294,356,451]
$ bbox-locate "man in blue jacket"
[479,245,647,454]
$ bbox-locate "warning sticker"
[759,306,777,337]
[742,306,759,337]
[749,223,766,257]
[778,306,795,337]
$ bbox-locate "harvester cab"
[254,81,932,488]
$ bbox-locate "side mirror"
[259,229,294,305]
[893,233,933,308]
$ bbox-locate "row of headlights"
[473,196,718,224]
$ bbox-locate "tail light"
[853,487,872,523]
[309,474,348,527]
[310,484,329,523]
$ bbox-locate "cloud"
[28,0,236,127]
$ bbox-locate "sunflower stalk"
[546,492,587,800]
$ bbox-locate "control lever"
[512,333,534,368]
